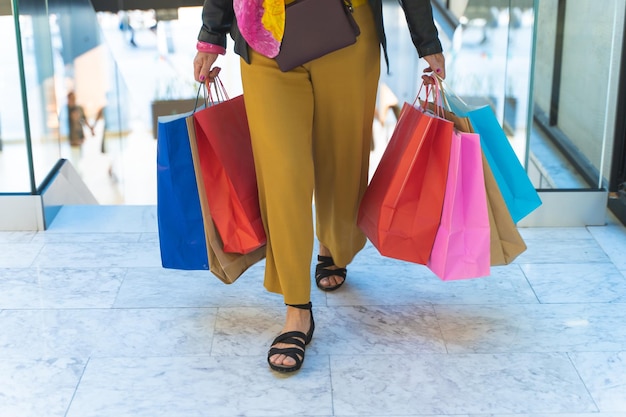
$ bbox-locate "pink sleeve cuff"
[196,41,226,55]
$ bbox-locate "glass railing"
[438,0,624,192]
[0,8,35,193]
[0,0,143,203]
[2,0,624,218]
[382,0,624,194]
[530,0,624,191]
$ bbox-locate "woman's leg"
[240,51,317,370]
[310,5,381,287]
[240,52,316,305]
[240,3,380,370]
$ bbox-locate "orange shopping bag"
[358,97,454,265]
[191,80,266,254]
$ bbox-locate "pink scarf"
[233,0,285,58]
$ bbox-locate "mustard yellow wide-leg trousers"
[240,5,380,305]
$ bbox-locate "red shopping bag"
[191,84,266,254]
[358,101,454,264]
[427,131,491,280]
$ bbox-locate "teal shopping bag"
[446,94,541,223]
[156,110,209,270]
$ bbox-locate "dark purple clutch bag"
[275,0,361,72]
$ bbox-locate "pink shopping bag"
[427,130,491,280]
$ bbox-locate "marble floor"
[1,204,626,417]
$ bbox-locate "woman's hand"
[421,52,446,84]
[193,52,222,83]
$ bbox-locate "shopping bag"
[427,130,491,280]
[444,88,541,223]
[187,117,266,283]
[191,85,266,254]
[358,100,454,264]
[482,152,527,264]
[205,213,266,284]
[156,110,209,270]
[426,100,527,265]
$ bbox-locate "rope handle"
[434,74,472,112]
[194,73,229,111]
[414,76,444,118]
[208,75,229,103]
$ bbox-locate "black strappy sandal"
[267,302,315,373]
[315,255,347,291]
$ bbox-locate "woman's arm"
[399,0,443,58]
[197,0,235,49]
[194,0,234,82]
[399,0,446,80]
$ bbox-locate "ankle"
[285,304,312,327]
[286,301,312,310]
[286,305,311,319]
[319,245,331,257]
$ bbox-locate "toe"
[330,275,344,287]
[320,276,343,289]
[269,353,296,368]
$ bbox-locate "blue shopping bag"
[445,95,541,223]
[156,110,209,270]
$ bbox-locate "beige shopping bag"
[426,101,526,265]
[186,116,265,284]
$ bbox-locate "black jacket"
[197,0,443,67]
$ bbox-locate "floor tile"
[30,232,143,244]
[2,205,626,416]
[570,351,626,412]
[66,356,333,417]
[0,231,36,243]
[113,265,327,308]
[588,224,626,271]
[521,263,626,303]
[0,242,43,268]
[483,414,626,417]
[0,308,217,360]
[332,244,537,306]
[0,357,85,417]
[210,305,447,357]
[330,353,597,415]
[138,232,159,243]
[33,241,161,268]
[514,237,609,264]
[311,305,446,355]
[0,267,126,309]
[519,227,596,240]
[435,303,626,353]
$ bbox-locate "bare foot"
[268,305,313,369]
[317,245,345,289]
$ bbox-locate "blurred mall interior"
[0,0,625,228]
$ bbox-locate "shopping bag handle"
[206,75,230,104]
[434,75,478,113]
[414,76,444,118]
[194,73,230,111]
[431,75,452,111]
[194,82,208,112]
